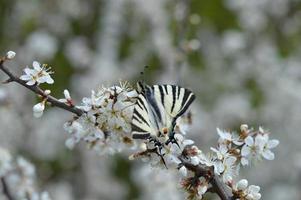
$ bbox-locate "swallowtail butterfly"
[131,82,195,148]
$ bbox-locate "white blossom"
[220,156,238,182]
[261,134,279,160]
[246,185,261,200]
[217,128,243,146]
[241,134,279,165]
[20,61,54,86]
[211,144,230,160]
[232,179,261,200]
[65,83,136,154]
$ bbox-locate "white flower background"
[0,0,300,199]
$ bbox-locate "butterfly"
[131,82,195,151]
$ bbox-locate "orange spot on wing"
[162,127,168,135]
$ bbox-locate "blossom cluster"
[15,59,55,118]
[0,147,51,200]
[128,119,278,199]
[64,82,138,154]
[177,125,279,200]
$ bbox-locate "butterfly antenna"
[139,65,149,81]
[137,66,150,93]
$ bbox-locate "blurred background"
[0,0,301,199]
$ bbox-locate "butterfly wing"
[152,84,195,119]
[131,93,158,139]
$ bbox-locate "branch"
[0,59,84,116]
[210,174,233,200]
[181,159,234,200]
[1,177,14,200]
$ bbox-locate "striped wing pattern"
[152,85,195,118]
[131,94,156,139]
[131,84,195,140]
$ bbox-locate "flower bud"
[6,51,16,60]
[64,89,71,100]
[44,90,51,95]
[33,102,45,118]
[179,166,187,177]
[237,179,248,190]
[190,156,200,166]
[240,124,248,132]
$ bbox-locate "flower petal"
[45,76,54,84]
[237,179,248,190]
[33,61,41,71]
[241,145,251,156]
[248,185,260,193]
[267,139,279,149]
[179,166,187,177]
[214,161,224,174]
[26,80,36,86]
[20,75,32,81]
[241,157,249,166]
[225,156,236,165]
[262,150,275,160]
[24,68,33,75]
[245,136,254,146]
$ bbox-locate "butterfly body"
[131,82,195,146]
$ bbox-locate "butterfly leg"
[165,132,180,148]
[147,136,168,168]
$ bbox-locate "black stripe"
[171,85,176,113]
[176,93,195,117]
[137,101,143,110]
[131,123,147,132]
[138,96,148,113]
[133,115,142,123]
[145,88,162,122]
[180,89,190,110]
[133,110,150,127]
[164,85,168,94]
[177,86,181,99]
[132,132,150,139]
[158,85,165,106]
[138,81,145,94]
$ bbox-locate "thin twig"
[1,177,14,200]
[0,60,84,116]
[181,158,234,200]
